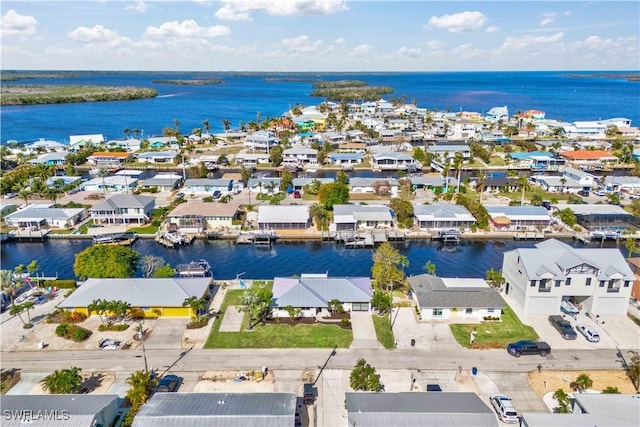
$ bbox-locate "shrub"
[71,326,91,342]
[340,318,351,327]
[98,323,130,332]
[186,318,209,329]
[55,323,69,337]
[64,311,87,323]
[42,279,77,289]
[55,323,92,342]
[129,309,145,320]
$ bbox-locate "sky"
[1,0,639,71]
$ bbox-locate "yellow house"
[58,277,211,318]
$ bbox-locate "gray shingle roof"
[90,194,154,211]
[132,393,296,427]
[407,274,505,309]
[273,277,373,308]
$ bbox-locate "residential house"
[272,274,373,317]
[508,151,566,171]
[291,177,334,194]
[59,277,211,317]
[1,394,120,427]
[485,206,551,231]
[559,149,619,169]
[426,144,471,162]
[564,204,640,232]
[183,179,233,196]
[561,118,632,139]
[107,138,141,152]
[413,204,476,231]
[625,258,640,302]
[82,175,138,193]
[346,392,498,427]
[132,393,297,427]
[532,167,594,193]
[349,177,399,197]
[257,205,310,231]
[234,153,270,168]
[139,173,182,192]
[486,106,509,122]
[24,138,67,153]
[332,204,393,231]
[379,129,401,141]
[29,152,67,167]
[69,133,104,150]
[337,142,368,153]
[167,201,239,233]
[371,152,420,171]
[282,147,318,167]
[521,109,546,120]
[147,136,177,149]
[248,177,281,195]
[602,175,640,193]
[136,151,178,164]
[449,120,478,140]
[45,175,82,190]
[502,238,634,315]
[409,174,445,190]
[4,203,85,229]
[87,151,131,169]
[328,153,364,167]
[90,194,155,225]
[244,131,279,151]
[407,274,505,321]
[483,176,520,193]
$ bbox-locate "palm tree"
[309,203,325,231]
[126,370,155,410]
[88,299,108,325]
[424,260,436,275]
[22,300,35,325]
[26,260,40,285]
[202,119,211,136]
[552,388,572,413]
[9,303,26,326]
[574,373,593,393]
[124,128,131,138]
[97,167,110,198]
[626,237,636,259]
[1,269,17,305]
[41,367,83,394]
[518,175,529,206]
[222,119,231,133]
[183,296,207,320]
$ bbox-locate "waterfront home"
[132,393,297,427]
[349,177,399,197]
[59,277,211,317]
[257,205,310,231]
[559,149,619,169]
[449,120,479,140]
[332,204,393,231]
[337,141,368,153]
[502,238,634,315]
[379,128,401,141]
[81,175,138,193]
[563,167,596,189]
[28,151,67,166]
[413,204,475,231]
[107,137,141,152]
[328,152,364,167]
[563,204,640,232]
[484,206,551,231]
[244,130,279,151]
[508,151,566,171]
[561,118,632,139]
[167,201,239,233]
[272,274,373,317]
[602,175,640,192]
[45,175,82,191]
[69,133,105,150]
[371,152,420,171]
[282,147,318,167]
[521,393,640,427]
[531,166,594,193]
[248,177,281,195]
[139,173,182,192]
[407,274,505,321]
[4,203,85,229]
[482,176,519,193]
[183,178,233,196]
[426,143,471,162]
[234,152,269,168]
[520,109,546,120]
[90,194,154,225]
[2,395,120,427]
[135,151,178,164]
[87,151,131,170]
[409,174,445,190]
[292,177,334,194]
[23,138,68,153]
[295,107,328,130]
[486,106,509,122]
[147,136,177,149]
[346,392,498,427]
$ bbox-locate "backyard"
[449,306,538,349]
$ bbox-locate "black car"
[507,340,551,357]
[156,374,180,392]
[549,315,578,340]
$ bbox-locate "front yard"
[449,306,538,349]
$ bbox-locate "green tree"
[574,373,593,392]
[284,304,301,321]
[424,260,436,275]
[371,290,392,314]
[1,270,17,304]
[318,182,349,210]
[486,268,505,288]
[328,298,344,315]
[389,197,414,228]
[237,288,274,329]
[627,350,640,391]
[88,299,109,325]
[140,255,165,278]
[349,358,383,392]
[125,370,156,416]
[309,203,326,231]
[74,245,139,279]
[602,386,620,394]
[517,175,529,206]
[552,388,572,413]
[280,169,294,192]
[153,264,176,278]
[9,303,27,326]
[41,367,83,394]
[552,208,577,227]
[183,296,207,321]
[371,242,409,292]
[626,237,636,259]
[21,300,35,326]
[269,145,283,166]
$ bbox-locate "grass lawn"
[489,156,506,166]
[48,229,74,234]
[128,224,158,234]
[205,283,352,349]
[449,306,538,349]
[372,313,395,349]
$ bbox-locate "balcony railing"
[607,287,620,293]
[538,287,552,293]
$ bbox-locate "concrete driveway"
[392,307,459,350]
[144,318,189,350]
[350,312,382,349]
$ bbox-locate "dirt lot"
[193,370,275,392]
[528,370,636,396]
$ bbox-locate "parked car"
[156,374,180,392]
[489,394,519,424]
[213,190,222,199]
[3,192,17,199]
[577,324,600,342]
[507,340,551,357]
[593,189,606,196]
[293,190,301,199]
[549,315,578,340]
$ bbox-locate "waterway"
[0,238,625,281]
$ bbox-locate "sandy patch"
[528,370,636,396]
[194,370,275,393]
[29,371,116,395]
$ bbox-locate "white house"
[87,152,131,169]
[136,151,177,164]
[23,138,68,153]
[257,205,310,231]
[234,153,270,168]
[602,175,640,193]
[349,177,399,197]
[90,194,155,225]
[371,152,420,171]
[328,153,364,166]
[183,179,233,196]
[332,204,393,231]
[69,134,104,150]
[562,118,632,139]
[4,204,86,229]
[502,239,634,315]
[486,106,509,122]
[167,201,239,233]
[485,206,551,231]
[282,147,318,166]
[82,175,138,193]
[29,152,67,166]
[244,131,279,151]
[413,204,476,231]
[407,274,505,321]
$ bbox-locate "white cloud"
[214,0,348,21]
[334,38,345,45]
[394,47,422,58]
[280,35,322,53]
[68,25,120,43]
[539,18,554,27]
[427,11,487,33]
[145,20,230,38]
[125,1,148,13]
[1,9,37,37]
[452,43,484,58]
[425,40,445,50]
[485,26,499,33]
[499,32,565,51]
[353,44,372,54]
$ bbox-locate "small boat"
[560,299,580,316]
[93,232,138,246]
[176,259,212,277]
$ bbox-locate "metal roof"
[413,204,475,221]
[132,392,296,427]
[273,276,373,308]
[58,278,211,309]
[485,205,550,220]
[565,204,631,215]
[349,177,399,187]
[5,205,84,221]
[407,274,505,309]
[333,204,393,222]
[90,194,154,211]
[257,205,309,223]
[346,392,498,427]
[168,201,239,218]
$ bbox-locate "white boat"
[561,299,580,315]
[176,259,212,277]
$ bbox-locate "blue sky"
[2,0,638,71]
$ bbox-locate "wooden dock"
[513,232,545,240]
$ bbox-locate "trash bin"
[410,339,416,347]
[471,367,478,376]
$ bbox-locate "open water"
[2,71,638,144]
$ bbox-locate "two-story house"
[90,194,155,225]
[371,152,420,171]
[502,239,634,315]
[282,147,318,167]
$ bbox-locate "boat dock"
[432,229,461,244]
[513,231,545,241]
[236,232,277,246]
[176,259,212,277]
[93,232,138,246]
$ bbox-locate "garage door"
[351,302,369,312]
[595,297,627,315]
[526,296,556,314]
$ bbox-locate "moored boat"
[93,232,138,246]
[176,259,212,277]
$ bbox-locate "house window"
[433,308,443,317]
[585,278,592,286]
[555,280,561,287]
[599,280,605,287]
[530,280,537,287]
[465,308,473,314]
[487,308,495,314]
[624,281,630,288]
[565,278,572,286]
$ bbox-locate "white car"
[593,190,606,196]
[577,324,600,342]
[489,394,519,424]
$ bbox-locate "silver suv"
[490,394,519,424]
